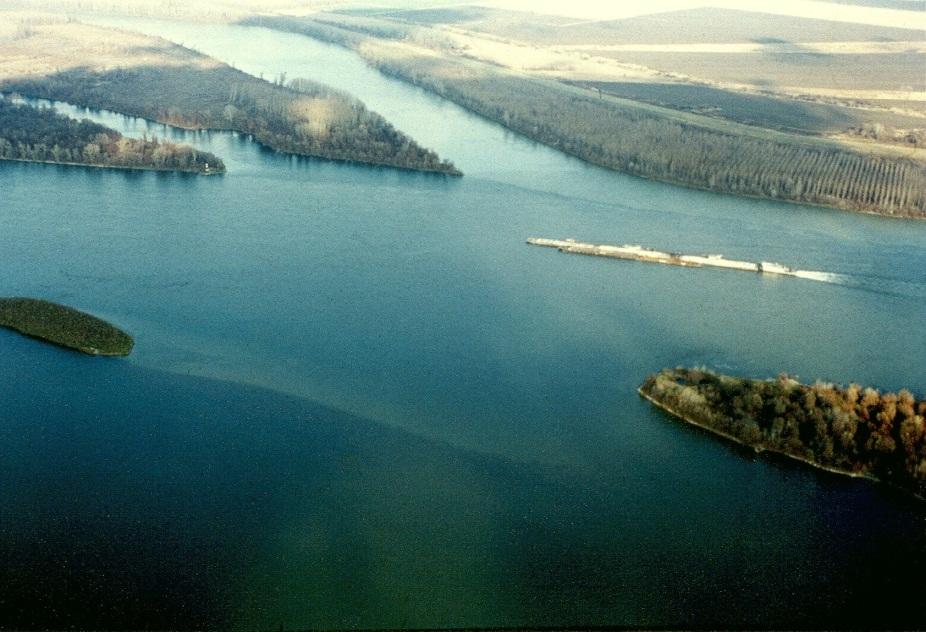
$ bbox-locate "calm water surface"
[1,20,925,629]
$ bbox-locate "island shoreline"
[0,21,461,177]
[636,367,926,501]
[0,155,223,175]
[0,298,134,357]
[638,387,879,482]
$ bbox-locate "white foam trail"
[790,269,926,299]
[791,270,852,285]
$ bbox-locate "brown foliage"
[641,367,926,499]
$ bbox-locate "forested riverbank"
[0,21,459,175]
[249,15,926,217]
[0,98,221,173]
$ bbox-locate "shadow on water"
[2,330,926,630]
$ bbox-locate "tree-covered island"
[0,298,134,356]
[0,21,459,175]
[640,367,926,500]
[0,98,222,173]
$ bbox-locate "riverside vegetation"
[0,98,221,173]
[0,298,134,356]
[251,15,926,218]
[640,367,926,500]
[0,21,458,175]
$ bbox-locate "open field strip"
[462,52,926,161]
[547,0,926,30]
[557,80,926,159]
[559,41,926,54]
[398,25,926,106]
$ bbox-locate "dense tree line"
[255,16,926,217]
[227,76,459,173]
[0,99,222,173]
[306,12,456,50]
[368,54,926,216]
[0,63,459,175]
[641,367,926,499]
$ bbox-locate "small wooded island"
[0,99,223,174]
[0,298,134,356]
[640,367,926,500]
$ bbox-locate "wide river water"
[2,19,926,630]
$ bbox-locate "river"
[1,18,925,630]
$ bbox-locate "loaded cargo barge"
[527,238,796,275]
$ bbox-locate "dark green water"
[1,20,925,630]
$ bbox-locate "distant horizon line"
[351,0,926,30]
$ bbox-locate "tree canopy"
[642,367,926,500]
[0,98,223,173]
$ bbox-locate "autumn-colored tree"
[640,367,926,498]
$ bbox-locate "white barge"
[527,238,797,276]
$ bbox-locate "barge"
[527,238,797,276]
